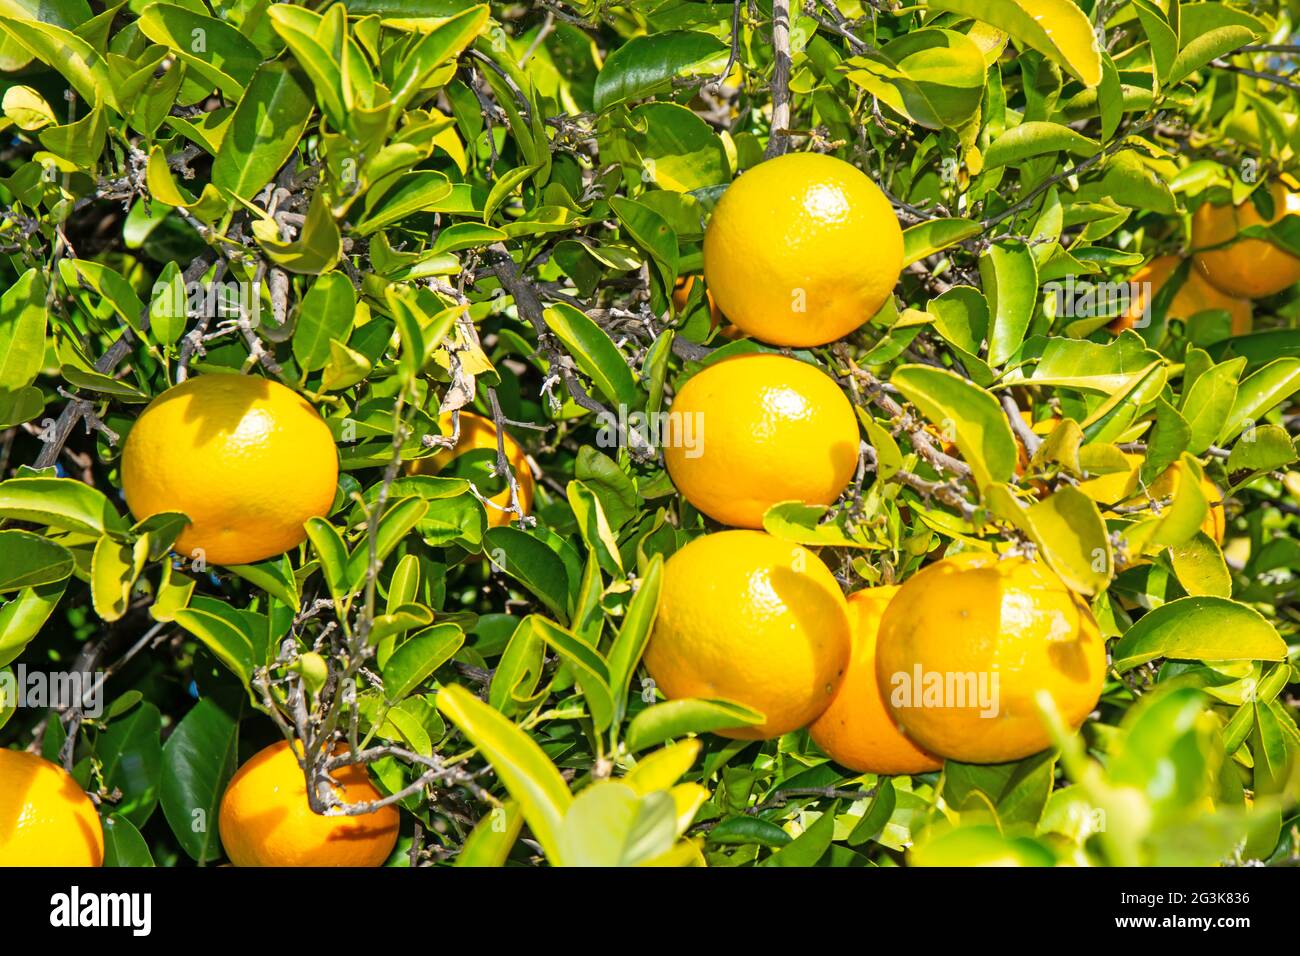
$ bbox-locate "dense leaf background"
[2,0,1300,866]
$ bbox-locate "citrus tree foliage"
[2,0,1300,867]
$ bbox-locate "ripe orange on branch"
[874,553,1106,765]
[0,750,104,866]
[1109,254,1252,335]
[703,153,903,346]
[664,353,859,529]
[1191,178,1300,299]
[644,530,851,739]
[121,374,338,566]
[408,410,533,528]
[810,586,943,775]
[218,740,399,867]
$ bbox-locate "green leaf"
[304,517,350,600]
[354,170,452,237]
[390,4,488,110]
[226,554,301,613]
[1219,358,1300,444]
[592,30,727,111]
[435,683,572,864]
[625,698,765,753]
[456,800,523,867]
[160,696,239,864]
[0,530,74,592]
[0,476,126,535]
[609,195,679,289]
[891,364,1019,492]
[763,801,838,866]
[1111,597,1287,672]
[0,15,118,110]
[624,102,729,191]
[0,581,67,667]
[922,0,1102,86]
[708,816,792,847]
[253,191,342,275]
[1167,26,1257,87]
[911,824,1056,865]
[59,257,144,332]
[558,782,677,866]
[844,29,986,130]
[902,218,981,266]
[173,606,263,691]
[542,302,642,410]
[293,272,356,373]
[980,242,1039,366]
[0,268,48,390]
[1179,357,1242,455]
[94,701,162,828]
[211,61,312,202]
[608,555,663,723]
[101,815,155,867]
[346,496,430,592]
[1023,486,1112,594]
[983,121,1098,168]
[531,616,614,732]
[136,3,260,99]
[483,527,573,623]
[1226,424,1297,477]
[91,534,148,623]
[382,622,465,701]
[1168,532,1232,598]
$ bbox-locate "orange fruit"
[810,587,943,775]
[218,740,399,867]
[1109,255,1252,335]
[644,530,851,739]
[875,553,1106,764]
[1192,179,1300,298]
[703,152,903,346]
[409,410,533,528]
[122,374,338,565]
[664,353,859,528]
[0,749,103,866]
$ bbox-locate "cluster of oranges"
[1112,176,1300,334]
[645,154,1107,771]
[13,157,1279,868]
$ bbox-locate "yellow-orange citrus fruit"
[875,553,1106,764]
[0,749,103,866]
[1110,255,1252,335]
[409,410,533,528]
[122,374,338,566]
[703,152,903,346]
[218,740,399,867]
[1192,179,1300,298]
[644,530,851,739]
[664,353,859,528]
[810,587,944,775]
